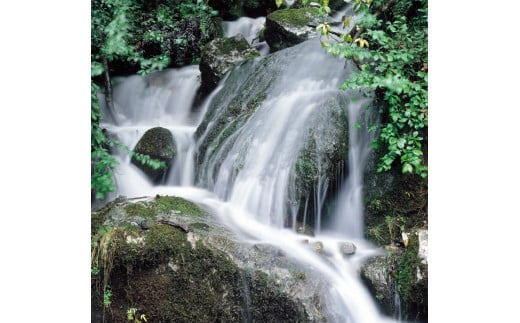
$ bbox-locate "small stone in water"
[339,242,356,255]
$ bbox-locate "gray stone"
[264,8,321,52]
[199,35,260,97]
[339,241,356,255]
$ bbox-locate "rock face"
[360,251,401,317]
[131,127,175,182]
[264,8,321,52]
[360,230,428,322]
[195,38,355,229]
[91,196,340,322]
[198,35,260,98]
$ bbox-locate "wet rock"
[92,196,336,322]
[339,241,356,255]
[296,223,315,237]
[361,230,428,321]
[311,241,324,253]
[198,35,260,98]
[360,252,401,317]
[264,8,321,52]
[131,127,175,183]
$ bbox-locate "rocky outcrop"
[131,127,175,182]
[198,35,260,98]
[360,229,428,322]
[264,8,321,52]
[91,196,341,322]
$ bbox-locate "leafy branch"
[315,0,428,177]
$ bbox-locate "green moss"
[155,195,204,216]
[124,202,156,219]
[268,8,320,27]
[396,233,428,320]
[294,137,318,197]
[145,224,188,257]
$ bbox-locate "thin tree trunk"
[103,57,115,112]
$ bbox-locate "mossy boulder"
[264,8,321,52]
[131,127,175,183]
[91,196,334,322]
[195,39,356,229]
[198,35,260,99]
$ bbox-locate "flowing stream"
[98,9,398,323]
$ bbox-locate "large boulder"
[198,35,260,99]
[264,8,321,52]
[194,38,360,229]
[131,127,175,182]
[91,196,340,322]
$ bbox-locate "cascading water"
[98,13,398,323]
[223,16,270,55]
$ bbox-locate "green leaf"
[276,0,284,8]
[91,61,104,77]
[397,138,406,149]
[402,163,413,173]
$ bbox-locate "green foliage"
[91,0,218,199]
[91,80,118,200]
[104,285,113,307]
[127,307,148,322]
[317,0,428,178]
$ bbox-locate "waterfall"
[99,31,396,323]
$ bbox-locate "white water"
[98,24,396,323]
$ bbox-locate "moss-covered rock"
[264,8,321,52]
[92,196,335,322]
[291,95,349,227]
[131,127,175,183]
[198,35,260,98]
